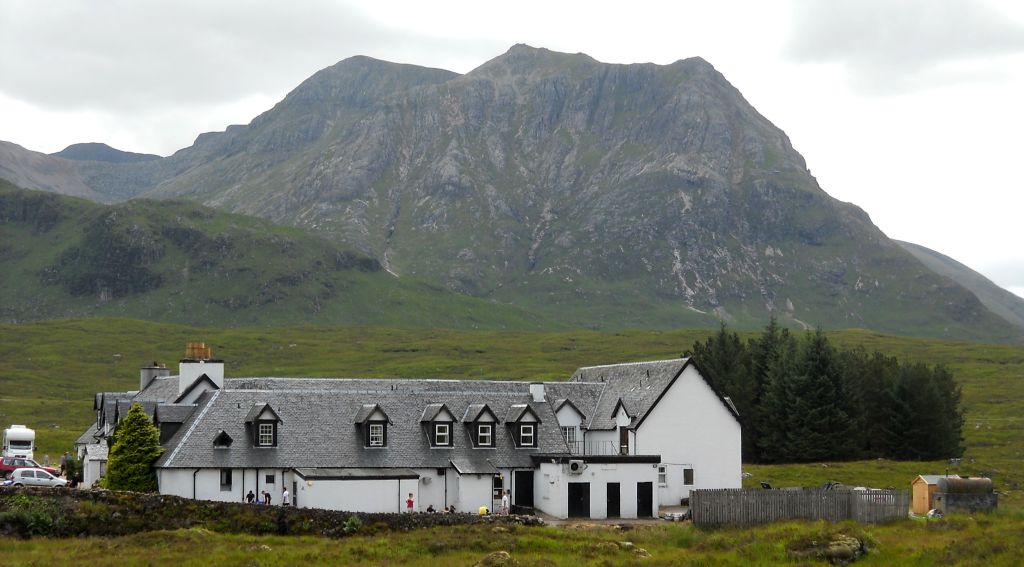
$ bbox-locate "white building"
[81,346,741,519]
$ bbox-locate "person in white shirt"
[282,488,290,506]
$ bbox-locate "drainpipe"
[193,469,200,500]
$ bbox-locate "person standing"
[246,490,255,504]
[282,487,290,506]
[59,452,68,476]
[405,492,415,513]
[500,489,510,516]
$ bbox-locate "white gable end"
[634,363,741,503]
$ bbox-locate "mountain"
[0,181,559,329]
[897,240,1024,332]
[0,45,1019,342]
[52,142,161,164]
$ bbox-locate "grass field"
[3,513,1024,566]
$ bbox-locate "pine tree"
[785,330,855,462]
[105,403,164,492]
[756,328,799,463]
[688,324,754,457]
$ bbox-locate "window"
[658,465,667,486]
[257,423,274,446]
[369,423,385,447]
[434,423,451,447]
[519,424,535,447]
[492,474,504,499]
[476,424,493,447]
[220,469,232,491]
[561,426,577,445]
[684,468,694,486]
[265,474,275,485]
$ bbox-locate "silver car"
[9,467,68,488]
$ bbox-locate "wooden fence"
[690,488,910,526]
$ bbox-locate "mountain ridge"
[0,45,1019,342]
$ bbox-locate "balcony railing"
[566,440,620,456]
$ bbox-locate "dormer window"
[477,424,493,447]
[355,404,391,448]
[421,403,457,448]
[213,430,233,449]
[244,403,281,448]
[258,423,274,446]
[506,403,541,449]
[520,424,535,447]
[464,403,499,448]
[434,423,451,446]
[369,423,385,447]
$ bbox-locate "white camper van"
[2,425,36,460]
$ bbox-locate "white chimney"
[140,362,170,391]
[530,382,546,402]
[178,342,224,394]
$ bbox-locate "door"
[514,471,534,509]
[637,481,653,518]
[568,482,590,518]
[619,427,629,455]
[606,482,620,518]
[292,481,298,507]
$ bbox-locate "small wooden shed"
[911,475,959,514]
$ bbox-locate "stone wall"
[0,487,540,538]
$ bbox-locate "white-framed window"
[658,465,667,486]
[684,468,694,486]
[434,423,450,446]
[220,469,232,491]
[477,424,493,447]
[369,423,385,447]
[519,424,535,447]
[561,426,577,445]
[258,423,274,446]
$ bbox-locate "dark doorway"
[619,427,629,455]
[568,482,590,518]
[637,482,653,517]
[292,481,298,507]
[606,482,621,518]
[514,471,534,508]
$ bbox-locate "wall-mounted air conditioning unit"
[568,459,587,474]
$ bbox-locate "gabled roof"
[354,403,391,424]
[565,358,739,430]
[610,398,633,419]
[244,403,281,423]
[173,374,220,403]
[419,403,457,423]
[505,403,541,423]
[553,398,586,420]
[463,403,499,423]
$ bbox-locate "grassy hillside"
[0,181,558,330]
[1,319,1021,511]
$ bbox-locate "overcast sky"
[1,0,1022,298]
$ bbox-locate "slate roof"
[132,376,180,404]
[565,358,740,430]
[157,378,569,470]
[75,423,104,446]
[154,404,196,424]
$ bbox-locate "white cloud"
[785,0,1024,93]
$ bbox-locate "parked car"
[8,467,68,488]
[0,456,59,478]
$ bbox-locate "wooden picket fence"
[690,488,910,526]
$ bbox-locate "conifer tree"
[105,403,164,492]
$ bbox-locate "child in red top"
[406,493,415,512]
